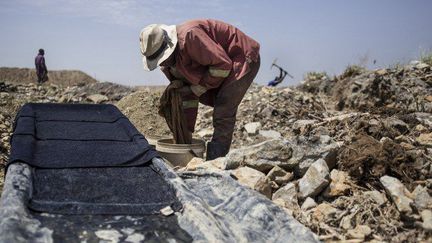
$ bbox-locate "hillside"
[0,67,98,86]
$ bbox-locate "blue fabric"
[268,80,278,87]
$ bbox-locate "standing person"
[140,19,260,160]
[35,49,48,84]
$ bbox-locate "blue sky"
[0,0,431,86]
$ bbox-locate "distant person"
[139,19,260,160]
[268,66,288,87]
[35,49,48,84]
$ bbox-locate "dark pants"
[184,57,261,159]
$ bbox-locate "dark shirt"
[35,54,47,75]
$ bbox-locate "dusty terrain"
[0,67,99,86]
[0,61,431,242]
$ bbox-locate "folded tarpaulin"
[7,103,181,215]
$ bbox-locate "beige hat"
[140,24,177,71]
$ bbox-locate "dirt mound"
[0,67,98,86]
[338,134,419,188]
[116,89,171,139]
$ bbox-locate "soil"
[116,89,171,139]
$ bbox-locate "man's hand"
[177,86,193,96]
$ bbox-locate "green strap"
[209,67,230,78]
[182,100,199,109]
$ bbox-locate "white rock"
[95,229,122,242]
[244,122,262,135]
[125,233,145,243]
[380,175,413,214]
[197,128,213,138]
[421,210,432,231]
[347,225,372,240]
[298,159,330,199]
[160,206,174,216]
[231,166,272,198]
[363,190,387,206]
[412,185,432,210]
[272,182,299,213]
[266,166,293,186]
[323,169,351,197]
[259,130,281,139]
[301,197,317,211]
[87,94,109,104]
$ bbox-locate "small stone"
[160,206,174,216]
[272,182,299,213]
[228,139,293,172]
[301,197,317,211]
[259,130,281,139]
[293,119,317,133]
[416,132,432,147]
[421,210,432,231]
[266,166,293,186]
[363,190,387,206]
[415,124,428,132]
[184,157,205,171]
[244,122,262,135]
[87,94,109,104]
[197,128,213,138]
[125,233,145,243]
[312,203,338,221]
[416,62,430,70]
[323,169,351,198]
[375,69,387,75]
[95,229,122,242]
[380,175,413,214]
[425,95,432,103]
[347,225,372,240]
[231,166,272,198]
[298,159,330,199]
[412,185,432,210]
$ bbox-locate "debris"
[272,182,299,215]
[87,93,109,104]
[421,210,432,231]
[323,169,351,198]
[231,166,272,198]
[347,225,372,240]
[160,206,174,216]
[259,130,281,139]
[301,197,317,211]
[95,229,122,242]
[226,139,293,172]
[380,175,413,214]
[312,203,338,222]
[363,190,387,206]
[298,159,330,199]
[416,132,432,147]
[412,185,432,210]
[184,157,205,171]
[266,165,293,186]
[244,122,261,135]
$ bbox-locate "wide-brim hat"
[140,24,177,71]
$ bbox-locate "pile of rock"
[191,61,432,241]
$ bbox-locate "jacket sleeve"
[184,28,232,89]
[160,66,175,81]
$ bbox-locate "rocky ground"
[188,61,432,242]
[0,60,431,242]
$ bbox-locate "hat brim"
[141,24,177,71]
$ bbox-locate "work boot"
[206,141,229,161]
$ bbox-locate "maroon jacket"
[161,19,260,90]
